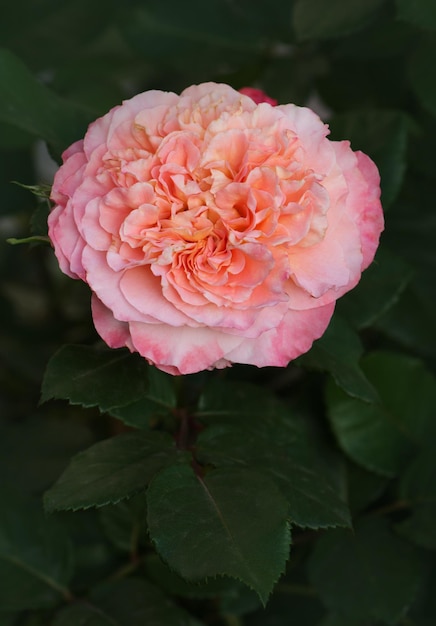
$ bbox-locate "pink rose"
[48,82,383,375]
[239,87,278,106]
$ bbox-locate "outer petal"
[225,302,335,367]
[48,203,86,280]
[91,294,134,351]
[353,151,384,269]
[50,147,86,205]
[285,142,383,310]
[128,321,244,375]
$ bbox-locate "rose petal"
[91,294,133,351]
[128,320,244,374]
[225,302,335,367]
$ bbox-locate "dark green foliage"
[336,247,412,330]
[397,448,436,549]
[298,315,379,402]
[326,352,436,476]
[328,109,410,208]
[293,0,385,41]
[2,0,436,623]
[0,48,91,156]
[308,517,425,622]
[0,491,73,611]
[53,578,205,625]
[196,381,351,529]
[397,0,436,30]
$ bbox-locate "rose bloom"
[48,82,383,375]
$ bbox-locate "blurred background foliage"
[1,0,436,624]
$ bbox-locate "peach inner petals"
[48,82,384,374]
[94,103,332,315]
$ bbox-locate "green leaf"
[382,177,436,275]
[146,553,261,613]
[109,365,177,429]
[44,431,189,511]
[298,315,379,403]
[42,346,150,412]
[346,463,389,514]
[327,385,411,477]
[197,379,286,421]
[366,352,436,446]
[0,48,90,153]
[232,0,294,43]
[0,0,118,72]
[196,380,350,529]
[396,0,436,31]
[196,421,350,530]
[376,279,436,360]
[119,0,267,73]
[42,346,177,427]
[59,508,114,590]
[336,247,413,330]
[293,0,385,41]
[376,176,436,359]
[329,109,410,208]
[330,16,417,61]
[147,464,291,604]
[0,120,34,150]
[99,494,147,553]
[11,182,51,200]
[409,40,436,118]
[0,491,73,611]
[326,351,436,476]
[54,578,204,625]
[397,448,436,549]
[145,553,237,599]
[307,517,425,622]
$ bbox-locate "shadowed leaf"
[44,431,189,511]
[147,464,291,604]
